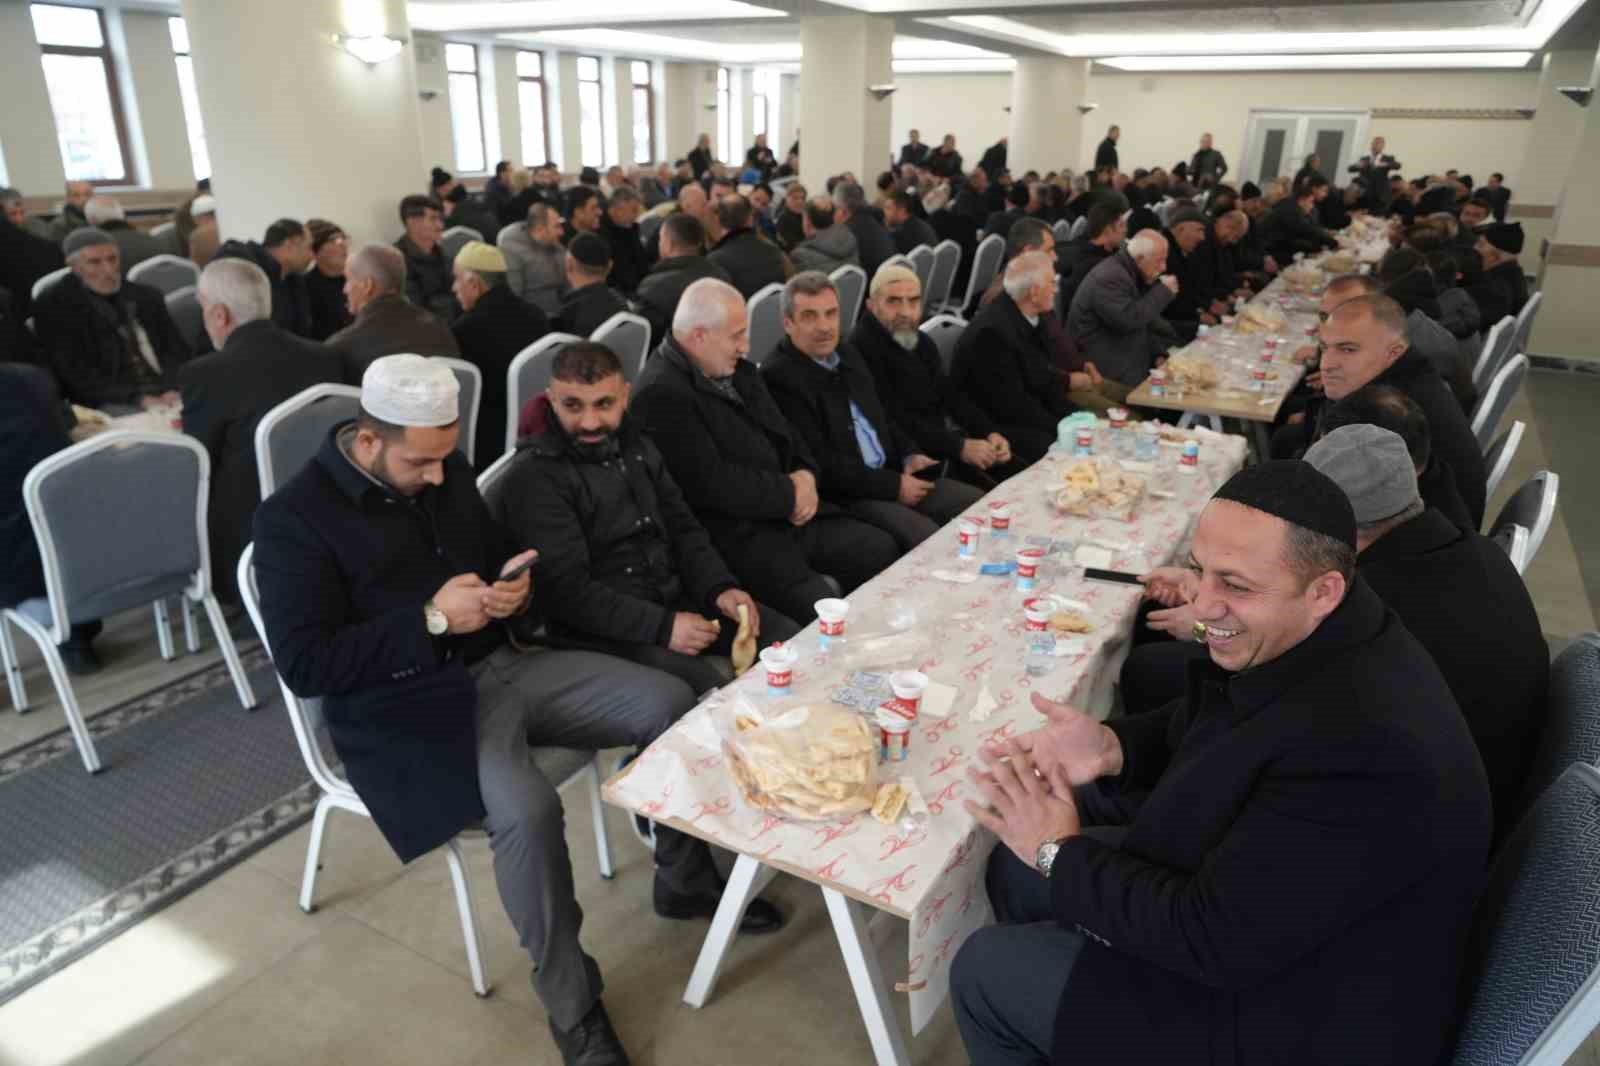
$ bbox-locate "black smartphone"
[1083,567,1143,586]
[498,554,538,582]
[912,461,947,482]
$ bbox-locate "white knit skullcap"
[360,354,460,428]
[190,194,217,216]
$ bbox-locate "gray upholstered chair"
[1488,471,1559,574]
[433,357,483,466]
[1515,634,1600,819]
[919,313,968,376]
[745,283,785,369]
[830,264,868,337]
[127,254,200,296]
[591,310,652,382]
[253,383,363,500]
[505,332,582,455]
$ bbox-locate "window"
[445,42,486,173]
[629,60,654,166]
[751,69,774,142]
[577,55,603,169]
[716,67,731,164]
[31,3,132,184]
[168,17,210,181]
[516,50,549,166]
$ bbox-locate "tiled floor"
[1,369,1596,1066]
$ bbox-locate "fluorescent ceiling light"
[498,30,1005,65]
[409,0,785,32]
[1100,52,1536,72]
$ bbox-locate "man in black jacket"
[928,135,963,180]
[984,183,1031,242]
[0,205,65,320]
[631,278,899,622]
[765,272,982,550]
[212,219,315,339]
[179,259,342,604]
[707,194,789,300]
[978,137,1008,180]
[1055,200,1127,316]
[328,243,460,383]
[1189,132,1227,185]
[1259,180,1338,263]
[898,130,930,170]
[635,214,731,349]
[1094,125,1120,171]
[1066,232,1181,388]
[395,195,455,321]
[253,354,781,1066]
[883,191,937,255]
[953,459,1490,1066]
[450,241,549,471]
[553,233,627,338]
[836,181,895,280]
[1476,221,1529,317]
[597,186,648,295]
[34,228,191,410]
[1158,209,1218,341]
[493,342,798,695]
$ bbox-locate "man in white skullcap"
[252,354,776,1066]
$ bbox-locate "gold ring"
[1191,621,1208,642]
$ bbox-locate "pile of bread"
[1164,351,1221,390]
[724,704,879,820]
[1234,302,1289,335]
[1056,459,1147,521]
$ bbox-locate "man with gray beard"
[850,263,1023,488]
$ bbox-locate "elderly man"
[637,214,731,349]
[451,241,549,471]
[83,196,167,270]
[1189,132,1227,185]
[676,183,721,247]
[179,259,341,603]
[1067,229,1181,387]
[553,233,627,338]
[1476,221,1529,317]
[632,278,900,622]
[596,186,647,295]
[1158,207,1219,341]
[1349,136,1402,206]
[395,194,454,320]
[953,459,1490,1066]
[497,203,567,314]
[835,181,895,279]
[790,196,859,275]
[952,252,1078,464]
[494,340,799,695]
[254,354,778,1066]
[46,180,94,241]
[852,263,1019,488]
[33,228,190,409]
[328,243,460,382]
[706,194,788,301]
[883,190,937,255]
[765,272,983,550]
[1320,384,1474,531]
[214,218,315,339]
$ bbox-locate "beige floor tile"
[240,806,410,909]
[0,867,323,1066]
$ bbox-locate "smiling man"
[950,459,1491,1066]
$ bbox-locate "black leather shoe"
[57,643,101,677]
[549,1000,630,1066]
[653,878,786,934]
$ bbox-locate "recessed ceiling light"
[409,1,786,33]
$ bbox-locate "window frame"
[628,59,655,166]
[576,53,605,170]
[167,16,210,182]
[444,40,488,175]
[516,50,551,168]
[33,4,134,187]
[717,66,731,164]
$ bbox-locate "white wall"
[889,73,1012,174]
[119,10,195,188]
[412,33,456,180]
[0,0,68,194]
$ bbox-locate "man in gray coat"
[790,197,860,275]
[1067,230,1182,386]
[496,202,567,315]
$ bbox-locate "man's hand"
[669,612,721,656]
[903,454,938,475]
[897,473,934,507]
[964,747,1081,869]
[1264,255,1280,274]
[484,550,537,619]
[715,588,759,636]
[1082,362,1104,387]
[993,694,1124,785]
[433,573,490,634]
[960,438,997,469]
[1137,566,1194,607]
[1286,411,1307,425]
[1305,370,1324,392]
[1209,299,1229,317]
[1291,344,1318,365]
[1068,371,1094,392]
[141,390,181,411]
[788,469,818,527]
[1147,603,1202,640]
[1199,312,1218,326]
[1159,275,1180,294]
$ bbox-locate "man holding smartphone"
[253,355,780,1066]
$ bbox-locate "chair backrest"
[908,244,936,296]
[476,449,518,497]
[1471,353,1529,451]
[1517,634,1600,822]
[1450,762,1600,1066]
[1472,316,1512,392]
[590,310,652,382]
[505,332,582,455]
[1068,215,1090,241]
[23,431,209,641]
[165,285,205,353]
[919,313,968,376]
[1511,291,1543,356]
[441,226,479,261]
[237,544,349,797]
[1490,470,1559,574]
[31,266,71,303]
[830,264,867,338]
[1052,219,1072,242]
[959,234,1006,314]
[881,254,911,272]
[926,240,960,315]
[1483,420,1525,500]
[150,221,176,239]
[1490,523,1532,574]
[433,357,482,466]
[746,282,786,368]
[127,253,199,296]
[254,383,363,500]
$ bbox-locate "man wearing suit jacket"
[179,258,342,604]
[952,460,1490,1066]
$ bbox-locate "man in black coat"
[1476,221,1530,317]
[1188,132,1227,185]
[883,191,937,255]
[492,343,798,695]
[764,273,983,551]
[34,228,191,410]
[179,259,342,604]
[553,233,627,338]
[1259,181,1339,263]
[706,193,790,300]
[328,244,460,383]
[253,355,780,1066]
[0,212,65,320]
[1158,209,1220,341]
[928,135,963,180]
[978,137,1008,180]
[635,214,731,350]
[1094,125,1120,171]
[441,184,500,244]
[984,183,1031,241]
[898,130,930,170]
[449,242,549,472]
[212,219,315,339]
[597,186,648,295]
[395,194,456,321]
[836,181,896,280]
[1055,200,1126,316]
[631,278,900,623]
[953,460,1490,1066]
[1482,172,1512,222]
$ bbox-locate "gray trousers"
[847,477,986,552]
[471,646,699,1030]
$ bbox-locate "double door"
[1241,110,1370,187]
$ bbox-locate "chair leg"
[0,614,29,712]
[444,838,493,997]
[201,594,257,710]
[152,600,175,662]
[587,759,615,880]
[10,617,103,773]
[300,794,334,913]
[182,597,199,654]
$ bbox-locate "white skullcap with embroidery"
[360,354,460,427]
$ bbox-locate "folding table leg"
[823,887,912,1066]
[682,854,778,1008]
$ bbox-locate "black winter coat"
[600,215,649,295]
[0,219,64,320]
[1052,578,1490,1066]
[213,240,313,338]
[33,274,191,408]
[553,283,627,339]
[892,216,938,255]
[1258,198,1338,263]
[450,283,549,471]
[850,307,991,460]
[305,269,352,342]
[395,235,456,321]
[845,212,897,281]
[327,293,460,384]
[1055,237,1114,319]
[707,228,789,300]
[1094,137,1119,171]
[951,291,1072,449]
[0,365,70,607]
[635,255,731,350]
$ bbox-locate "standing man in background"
[1095,126,1121,172]
[1190,133,1228,186]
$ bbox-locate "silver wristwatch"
[1036,839,1063,878]
[423,599,449,636]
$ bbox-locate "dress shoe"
[549,1000,630,1066]
[57,642,102,676]
[653,877,785,934]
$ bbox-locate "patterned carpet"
[0,647,314,1006]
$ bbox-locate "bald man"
[327,242,459,382]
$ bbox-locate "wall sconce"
[336,34,406,65]
[868,84,898,100]
[1077,103,1100,114]
[1558,85,1593,107]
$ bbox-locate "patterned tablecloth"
[605,426,1250,1033]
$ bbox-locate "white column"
[118,10,195,188]
[180,0,425,246]
[777,72,799,162]
[1511,49,1596,267]
[491,46,522,168]
[1528,47,1600,364]
[0,0,69,194]
[557,52,583,173]
[663,61,716,166]
[613,57,634,168]
[1009,57,1090,176]
[412,33,455,179]
[797,13,893,193]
